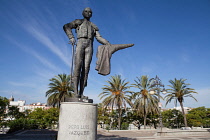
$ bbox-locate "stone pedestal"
[57,102,97,140]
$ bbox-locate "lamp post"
[149,75,167,132]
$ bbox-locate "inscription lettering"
[69,125,79,129]
[69,131,89,136]
[80,125,89,129]
[68,124,90,136]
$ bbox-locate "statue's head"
[82,7,92,19]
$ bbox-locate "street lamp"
[149,75,167,132]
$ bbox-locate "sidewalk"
[97,129,210,140]
[97,129,156,139]
[0,129,209,140]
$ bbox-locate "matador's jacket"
[63,19,99,40]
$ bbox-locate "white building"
[10,100,25,106]
[9,96,26,112]
[9,96,49,112]
[23,102,48,112]
[173,106,193,114]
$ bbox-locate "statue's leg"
[73,40,84,97]
[79,41,93,96]
[79,60,86,96]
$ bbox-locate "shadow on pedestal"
[64,96,93,103]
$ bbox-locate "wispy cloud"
[195,88,210,104]
[8,81,35,88]
[23,23,71,67]
[1,4,74,104]
[113,66,125,78]
[141,66,153,73]
[34,67,59,81]
[8,39,61,73]
[2,1,72,72]
[6,2,72,68]
[140,62,158,74]
[181,53,190,63]
[184,88,210,108]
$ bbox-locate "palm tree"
[165,78,197,127]
[99,75,132,130]
[46,74,73,108]
[132,75,159,129]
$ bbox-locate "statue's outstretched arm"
[95,31,110,45]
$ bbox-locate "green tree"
[0,96,9,127]
[109,110,119,129]
[28,108,46,129]
[44,108,59,128]
[147,113,159,129]
[0,97,9,117]
[187,107,210,127]
[8,107,59,132]
[7,118,38,133]
[7,106,24,119]
[99,75,132,130]
[162,109,183,128]
[46,74,74,108]
[97,103,110,129]
[121,108,134,130]
[205,108,210,127]
[132,75,159,129]
[128,110,144,129]
[23,109,32,118]
[165,78,197,127]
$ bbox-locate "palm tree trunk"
[143,105,147,129]
[118,108,122,130]
[144,114,147,129]
[118,116,121,130]
[179,101,188,127]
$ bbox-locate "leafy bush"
[7,118,38,133]
[121,122,129,130]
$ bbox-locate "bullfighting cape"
[95,44,134,76]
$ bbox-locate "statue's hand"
[70,38,76,45]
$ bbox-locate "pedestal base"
[57,102,97,140]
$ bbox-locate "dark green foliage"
[121,122,129,130]
[97,103,110,129]
[7,106,25,119]
[146,113,159,129]
[44,108,59,128]
[7,118,38,133]
[0,97,9,122]
[162,109,184,128]
[121,108,143,129]
[187,107,210,127]
[28,108,59,129]
[28,108,47,129]
[6,107,59,133]
[108,110,119,130]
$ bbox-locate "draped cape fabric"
[95,44,134,76]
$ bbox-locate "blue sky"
[0,0,210,108]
